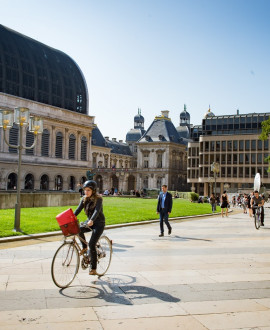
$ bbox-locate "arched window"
[111,174,119,190]
[25,173,34,190]
[7,173,17,190]
[157,177,162,190]
[80,176,87,184]
[69,176,75,190]
[143,176,149,188]
[68,134,76,159]
[55,175,63,190]
[157,153,163,168]
[41,129,50,157]
[8,124,18,154]
[25,129,34,155]
[81,136,87,161]
[40,174,49,190]
[55,132,63,158]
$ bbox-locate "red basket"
[56,208,80,236]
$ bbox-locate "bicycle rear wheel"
[95,236,112,276]
[254,212,261,230]
[51,242,80,288]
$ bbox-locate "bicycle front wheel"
[51,242,80,288]
[254,213,261,230]
[96,236,112,276]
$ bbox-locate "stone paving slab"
[1,208,270,329]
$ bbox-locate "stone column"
[50,125,55,158]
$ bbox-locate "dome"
[176,125,190,139]
[0,24,88,114]
[134,108,144,123]
[204,106,215,119]
[180,104,190,121]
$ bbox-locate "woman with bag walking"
[221,191,229,217]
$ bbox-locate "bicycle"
[253,205,262,230]
[51,224,112,288]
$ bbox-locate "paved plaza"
[1,208,270,329]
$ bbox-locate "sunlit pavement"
[1,207,270,330]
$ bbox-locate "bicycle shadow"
[59,274,180,305]
[111,242,134,252]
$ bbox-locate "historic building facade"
[0,25,188,193]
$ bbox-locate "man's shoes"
[261,223,264,226]
[168,228,172,235]
[89,269,97,275]
[159,233,164,237]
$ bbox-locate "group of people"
[209,190,265,224]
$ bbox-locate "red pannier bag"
[56,208,80,236]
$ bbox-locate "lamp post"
[208,176,214,195]
[211,162,220,197]
[0,107,43,232]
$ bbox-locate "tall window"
[40,174,49,190]
[55,132,63,158]
[68,134,76,159]
[25,129,34,155]
[41,129,50,157]
[81,136,87,161]
[157,154,162,168]
[143,176,149,188]
[8,124,18,154]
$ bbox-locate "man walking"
[157,184,172,237]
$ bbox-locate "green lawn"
[0,197,219,238]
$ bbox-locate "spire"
[184,104,187,112]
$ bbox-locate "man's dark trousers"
[159,208,172,234]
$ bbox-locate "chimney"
[161,110,169,118]
[112,138,117,142]
[104,136,109,140]
[119,140,123,143]
[237,109,239,115]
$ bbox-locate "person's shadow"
[60,274,180,305]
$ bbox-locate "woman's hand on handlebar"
[87,220,93,227]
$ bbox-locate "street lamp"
[0,107,43,232]
[208,176,214,195]
[211,162,220,197]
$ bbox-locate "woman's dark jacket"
[74,197,105,227]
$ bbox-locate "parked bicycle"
[51,210,112,288]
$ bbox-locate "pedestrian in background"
[209,193,216,213]
[221,191,229,217]
[157,184,172,237]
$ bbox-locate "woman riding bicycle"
[251,190,265,226]
[74,180,105,275]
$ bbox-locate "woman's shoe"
[89,269,97,275]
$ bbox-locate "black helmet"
[83,180,97,191]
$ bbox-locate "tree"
[259,118,270,169]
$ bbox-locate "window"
[227,140,232,151]
[143,176,148,188]
[68,134,76,159]
[8,124,18,154]
[251,154,256,164]
[233,140,238,151]
[81,136,87,161]
[40,174,49,190]
[233,154,238,164]
[264,140,269,150]
[264,167,268,177]
[257,154,262,164]
[210,141,215,152]
[25,129,34,155]
[239,154,243,164]
[144,160,149,168]
[222,141,226,151]
[41,129,50,157]
[239,140,244,151]
[233,167,237,177]
[55,175,63,190]
[55,132,63,158]
[245,140,250,151]
[25,173,34,189]
[205,141,209,152]
[157,154,162,168]
[227,154,232,164]
[227,167,231,177]
[216,141,220,152]
[221,154,226,164]
[239,167,243,178]
[251,140,256,151]
[245,167,250,178]
[258,140,262,151]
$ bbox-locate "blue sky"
[1,0,270,140]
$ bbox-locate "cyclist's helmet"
[83,180,97,192]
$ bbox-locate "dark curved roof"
[180,109,190,120]
[0,25,88,114]
[126,128,146,142]
[176,125,190,139]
